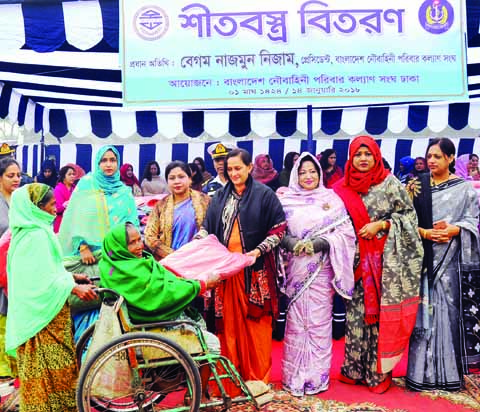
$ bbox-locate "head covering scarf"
[36,159,58,188]
[92,146,125,195]
[342,136,389,194]
[58,145,138,256]
[277,153,355,299]
[455,154,471,180]
[252,154,278,184]
[399,156,415,174]
[333,136,389,324]
[65,163,85,181]
[120,163,140,187]
[6,184,75,356]
[99,223,200,323]
[27,183,50,206]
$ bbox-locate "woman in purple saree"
[277,153,356,396]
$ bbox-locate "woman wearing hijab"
[100,222,220,403]
[278,152,299,187]
[319,149,344,188]
[120,163,143,196]
[278,153,355,396]
[252,154,280,191]
[35,159,58,188]
[6,183,96,412]
[407,138,480,391]
[58,146,138,340]
[396,156,415,184]
[333,136,423,394]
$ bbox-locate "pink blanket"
[161,235,255,282]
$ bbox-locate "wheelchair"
[75,288,261,412]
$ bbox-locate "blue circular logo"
[133,6,169,41]
[418,0,454,34]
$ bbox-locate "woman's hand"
[293,240,314,256]
[73,274,92,284]
[430,224,460,243]
[358,222,382,240]
[205,272,221,290]
[80,246,96,265]
[72,284,97,301]
[246,248,261,265]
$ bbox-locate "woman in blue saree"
[145,161,210,259]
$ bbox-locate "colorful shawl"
[144,190,210,259]
[99,223,200,323]
[58,146,138,256]
[277,153,355,299]
[203,176,286,322]
[252,154,279,185]
[6,184,75,356]
[334,136,390,324]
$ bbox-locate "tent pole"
[307,104,313,153]
[40,129,45,164]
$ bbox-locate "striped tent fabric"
[17,136,480,181]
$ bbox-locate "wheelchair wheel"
[76,323,95,366]
[76,332,201,412]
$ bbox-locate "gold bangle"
[79,244,89,252]
[382,221,387,231]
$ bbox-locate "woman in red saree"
[333,136,423,394]
[198,149,286,393]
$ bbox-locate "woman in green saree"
[6,183,97,412]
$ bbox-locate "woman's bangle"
[420,228,428,240]
[382,221,387,231]
[79,244,89,252]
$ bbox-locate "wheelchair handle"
[93,287,122,300]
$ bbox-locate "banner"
[121,0,468,108]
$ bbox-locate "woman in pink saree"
[277,152,356,396]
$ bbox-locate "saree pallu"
[407,178,480,391]
[340,175,423,385]
[217,220,272,396]
[16,304,77,412]
[282,259,335,396]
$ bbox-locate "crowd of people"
[0,136,479,410]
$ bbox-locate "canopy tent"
[1,0,480,177]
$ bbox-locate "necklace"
[431,172,451,186]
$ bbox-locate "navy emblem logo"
[133,6,169,40]
[418,0,454,34]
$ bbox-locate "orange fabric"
[218,219,272,395]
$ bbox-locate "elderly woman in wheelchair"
[76,222,260,412]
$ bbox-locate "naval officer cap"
[207,142,236,159]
